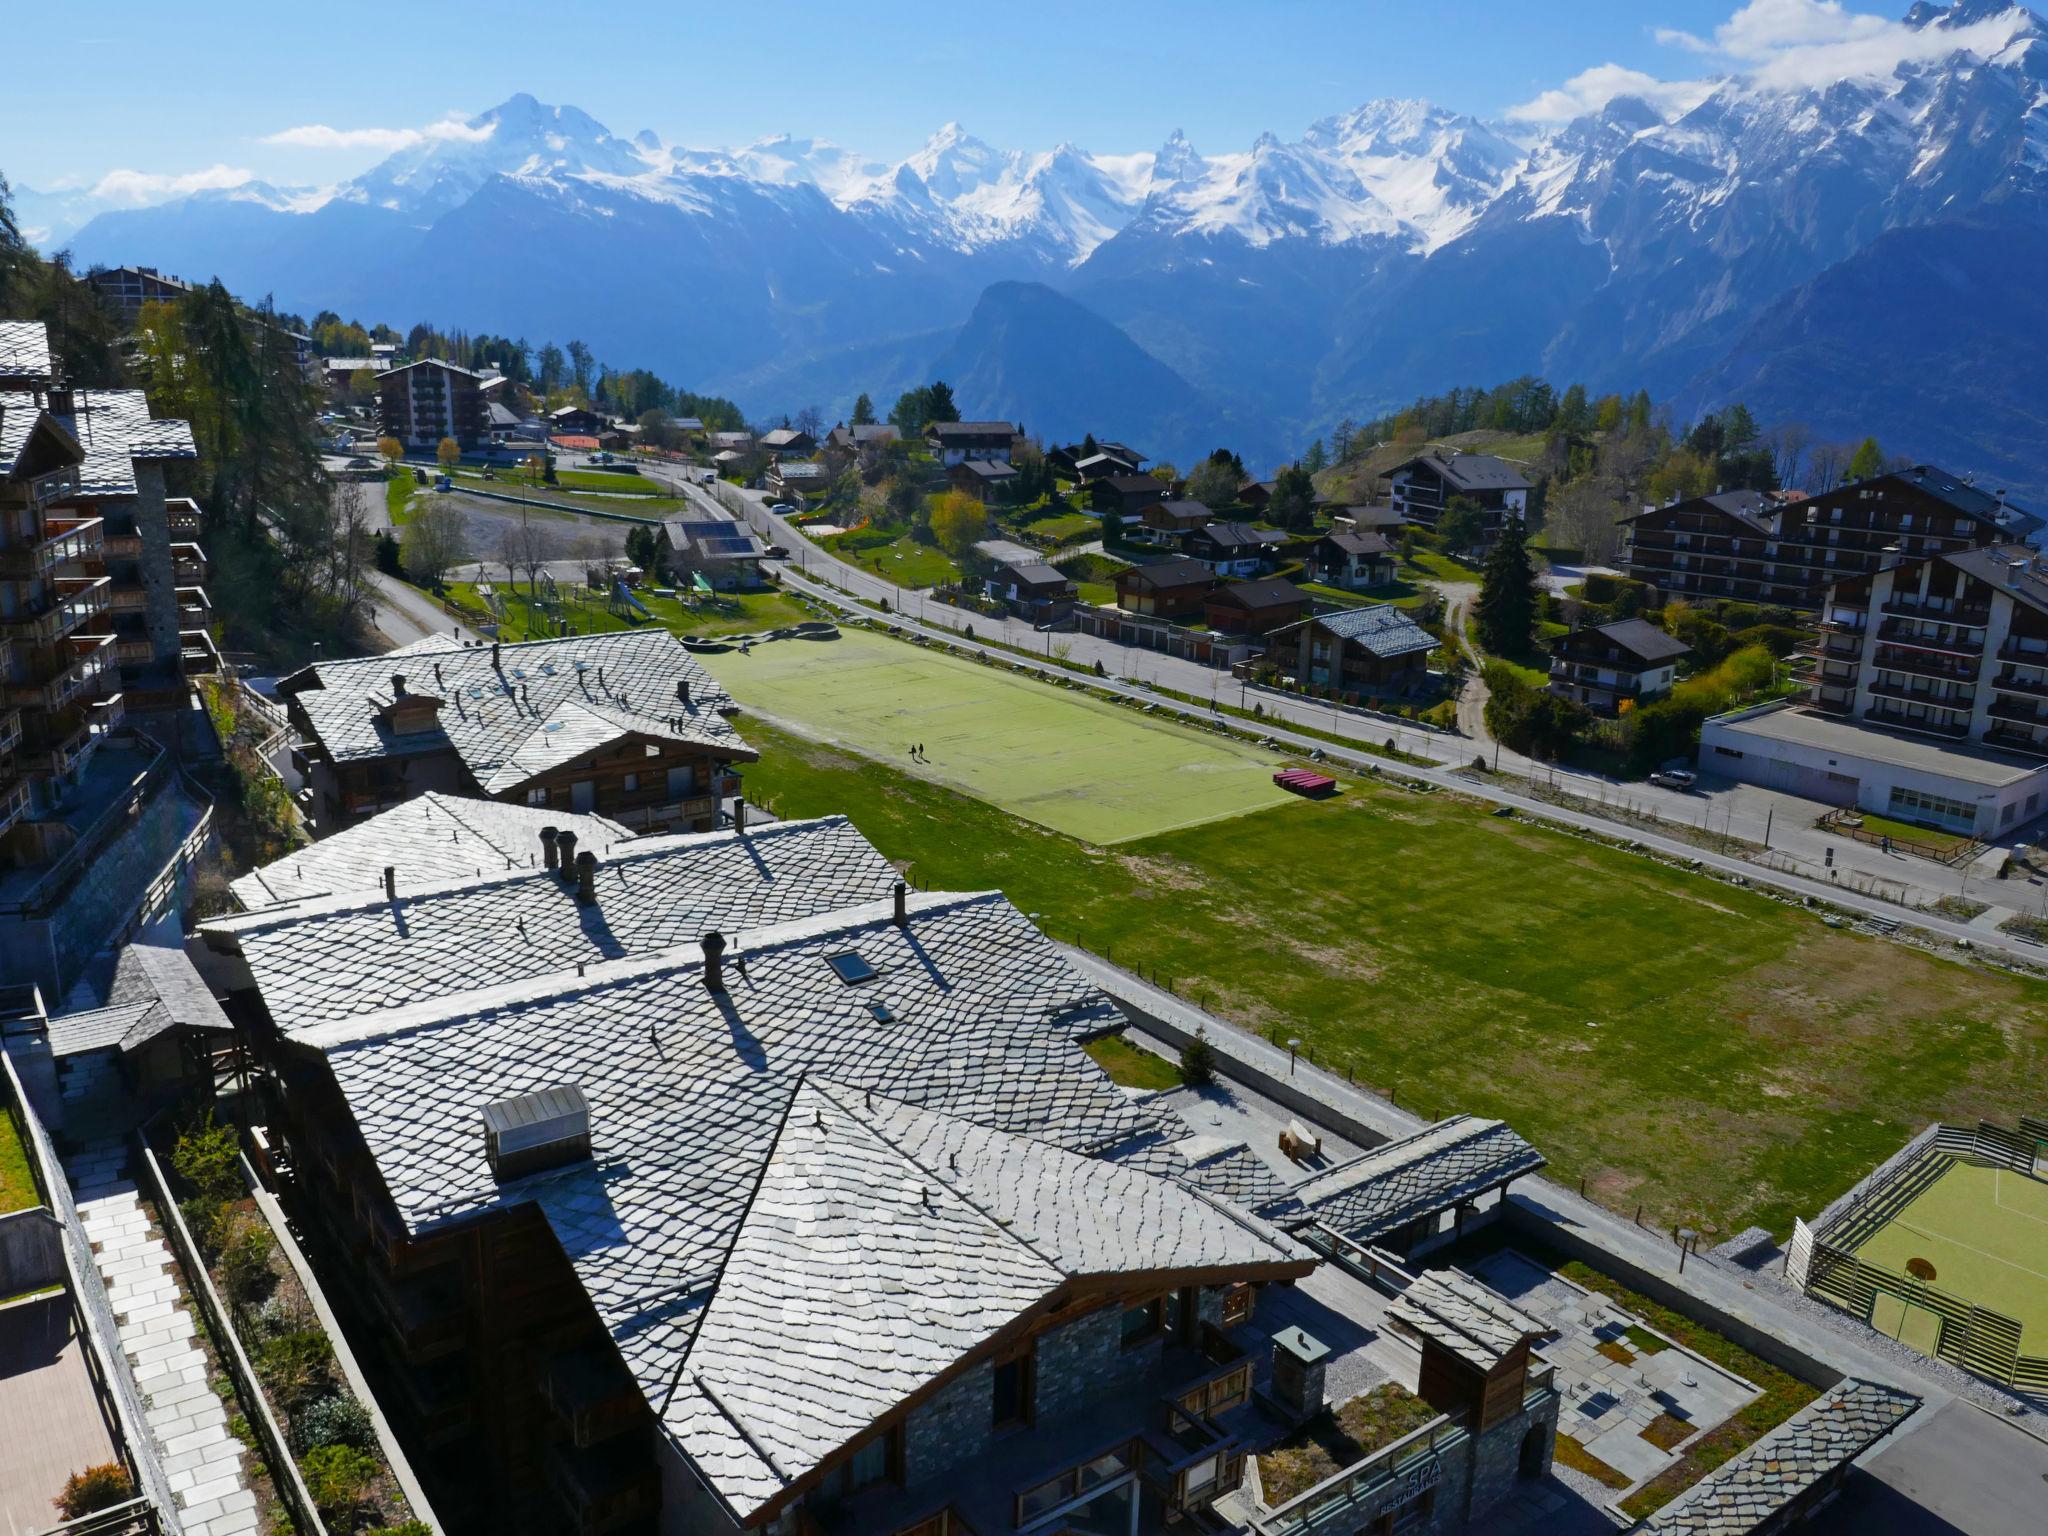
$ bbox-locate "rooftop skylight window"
[825,951,876,985]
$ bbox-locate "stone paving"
[61,1055,261,1536]
[1470,1248,1758,1496]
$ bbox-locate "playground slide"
[612,579,655,620]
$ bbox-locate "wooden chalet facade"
[1114,557,1216,620]
[1204,577,1310,637]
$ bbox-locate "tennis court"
[699,628,1292,843]
[1849,1160,2048,1346]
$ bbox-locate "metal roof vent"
[481,1085,590,1181]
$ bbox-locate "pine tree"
[1474,515,1538,658]
[851,392,875,426]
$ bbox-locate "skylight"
[825,951,876,985]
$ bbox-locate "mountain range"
[35,1,2048,492]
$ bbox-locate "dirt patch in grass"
[1083,1034,1182,1092]
[1256,1384,1441,1505]
[1640,1412,1694,1451]
[1554,1431,1631,1489]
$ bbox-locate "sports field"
[1851,1161,2048,1346]
[699,629,1290,843]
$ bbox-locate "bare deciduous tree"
[402,497,468,590]
[514,512,556,594]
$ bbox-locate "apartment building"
[378,359,489,450]
[1384,450,1530,536]
[1619,468,2040,613]
[0,321,213,997]
[279,630,756,833]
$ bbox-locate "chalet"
[1182,522,1286,577]
[1240,480,1275,513]
[766,460,828,500]
[548,405,610,437]
[927,420,1021,466]
[1135,498,1216,541]
[1204,577,1312,637]
[1095,474,1177,516]
[1114,556,1216,620]
[947,457,1019,503]
[1620,467,2042,613]
[278,630,755,834]
[669,415,705,436]
[983,558,1075,607]
[663,515,769,590]
[1386,450,1530,535]
[1072,448,1145,481]
[1329,504,1408,536]
[1266,605,1437,695]
[759,427,816,458]
[378,359,489,450]
[822,421,899,467]
[708,430,756,456]
[1548,619,1690,713]
[1308,529,1396,591]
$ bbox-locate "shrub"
[217,1215,278,1309]
[257,1330,335,1416]
[180,1195,229,1258]
[292,1392,376,1454]
[300,1444,378,1522]
[257,1291,312,1339]
[172,1112,244,1205]
[1179,1029,1216,1089]
[367,1524,431,1536]
[55,1464,133,1518]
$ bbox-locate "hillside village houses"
[1386,449,1531,538]
[927,419,1021,466]
[1547,619,1691,714]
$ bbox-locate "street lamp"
[1287,1037,1301,1075]
[1676,1226,1698,1273]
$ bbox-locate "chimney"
[1270,1327,1331,1422]
[574,850,597,905]
[702,930,727,992]
[556,830,578,880]
[892,880,908,927]
[677,679,692,707]
[383,865,396,900]
[2010,560,2026,589]
[391,673,407,697]
[733,797,747,835]
[541,825,560,872]
[491,641,502,668]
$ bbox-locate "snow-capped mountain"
[45,2,2048,489]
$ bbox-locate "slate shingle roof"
[295,890,1290,1517]
[1637,1378,1918,1535]
[1294,1115,1545,1243]
[1398,450,1530,494]
[206,815,902,1036]
[1167,1134,1303,1221]
[289,630,754,789]
[1573,618,1692,667]
[46,942,232,1057]
[227,791,627,908]
[1286,604,1437,660]
[1386,1268,1547,1370]
[49,391,198,499]
[676,1082,1304,1511]
[0,320,53,381]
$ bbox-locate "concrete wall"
[0,1206,63,1295]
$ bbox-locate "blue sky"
[3,0,1988,199]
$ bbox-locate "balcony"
[1871,647,1979,683]
[1985,726,2048,760]
[544,1437,659,1535]
[1864,707,1968,740]
[0,774,27,835]
[1989,697,2048,726]
[1874,620,1981,657]
[0,707,19,758]
[540,1344,645,1449]
[1881,595,1989,626]
[1991,670,2048,699]
[3,633,115,712]
[1,576,111,646]
[169,542,207,582]
[166,499,202,537]
[180,629,221,676]
[177,586,212,626]
[1997,639,2048,666]
[1867,679,1972,711]
[0,515,104,578]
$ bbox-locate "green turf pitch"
[1850,1161,2048,1346]
[700,629,1291,843]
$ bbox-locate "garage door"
[1766,759,1860,806]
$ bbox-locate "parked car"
[768,503,798,516]
[1647,767,1697,790]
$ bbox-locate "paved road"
[367,570,477,652]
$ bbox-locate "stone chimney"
[677,679,692,707]
[383,865,396,901]
[541,825,560,872]
[733,797,747,835]
[391,673,407,697]
[702,930,727,992]
[892,880,908,927]
[1271,1327,1330,1422]
[574,850,598,905]
[556,830,578,881]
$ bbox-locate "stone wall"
[904,1357,995,1487]
[1036,1302,1159,1421]
[131,464,180,666]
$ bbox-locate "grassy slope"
[1,1108,39,1212]
[736,722,2048,1236]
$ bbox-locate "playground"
[697,627,1292,843]
[1848,1159,2048,1349]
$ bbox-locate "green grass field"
[1851,1162,2048,1346]
[1,1107,38,1213]
[703,629,1290,843]
[818,529,963,589]
[733,706,2048,1234]
[452,582,819,642]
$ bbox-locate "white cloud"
[1512,1,2035,125]
[1508,65,1711,124]
[90,164,255,202]
[261,117,494,152]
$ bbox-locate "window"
[1121,1297,1164,1349]
[1713,746,1743,759]
[992,1347,1034,1430]
[847,1426,896,1490]
[1220,1283,1254,1328]
[622,772,639,793]
[826,951,877,985]
[525,787,548,805]
[1888,785,1977,831]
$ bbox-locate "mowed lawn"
[736,721,2048,1237]
[1852,1163,2048,1346]
[703,629,1290,843]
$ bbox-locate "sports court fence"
[1789,1116,2047,1397]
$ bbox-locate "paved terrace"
[0,1293,120,1535]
